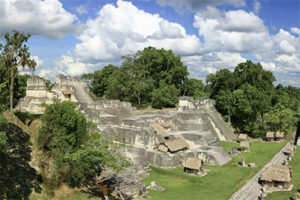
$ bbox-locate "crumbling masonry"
[18,75,236,197]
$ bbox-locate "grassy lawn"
[142,141,287,200]
[264,146,300,200]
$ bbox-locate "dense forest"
[0,31,299,199]
[81,47,300,138]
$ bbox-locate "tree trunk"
[97,182,109,200]
[9,70,16,111]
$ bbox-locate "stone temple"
[18,75,236,196]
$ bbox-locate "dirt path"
[229,142,292,200]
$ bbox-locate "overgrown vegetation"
[142,141,286,200]
[206,60,299,137]
[81,47,208,108]
[0,112,41,199]
[83,48,299,137]
[37,101,129,194]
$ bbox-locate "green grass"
[264,146,300,200]
[142,141,287,200]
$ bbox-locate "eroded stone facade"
[18,75,235,173]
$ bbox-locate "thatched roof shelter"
[238,134,248,140]
[164,138,189,152]
[266,131,275,138]
[150,123,169,138]
[240,141,250,148]
[184,157,202,170]
[275,132,284,138]
[260,165,292,183]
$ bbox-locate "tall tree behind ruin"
[0,31,36,111]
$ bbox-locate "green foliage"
[0,113,8,154]
[45,80,54,91]
[207,60,299,137]
[0,31,36,111]
[264,103,297,133]
[38,101,87,155]
[0,112,40,199]
[184,78,208,99]
[151,82,179,108]
[62,132,129,186]
[0,74,30,112]
[38,101,129,188]
[83,46,193,108]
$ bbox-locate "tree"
[151,81,179,108]
[37,101,129,197]
[184,78,208,99]
[38,101,87,156]
[264,103,297,133]
[0,31,36,111]
[206,69,236,98]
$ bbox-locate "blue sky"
[0,0,299,86]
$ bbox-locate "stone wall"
[17,75,234,171]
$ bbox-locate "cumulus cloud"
[51,0,300,86]
[291,27,300,36]
[156,0,245,14]
[76,5,87,15]
[68,0,202,63]
[193,8,272,53]
[182,52,246,79]
[0,0,77,39]
[253,0,261,14]
[32,55,44,68]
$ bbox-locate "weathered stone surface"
[248,163,256,168]
[18,75,234,171]
[157,144,168,152]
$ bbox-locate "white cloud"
[156,0,245,14]
[55,55,89,76]
[76,5,87,15]
[193,9,272,53]
[0,0,77,39]
[291,27,300,35]
[32,55,44,68]
[253,0,261,14]
[68,0,202,64]
[182,52,246,76]
[39,69,53,78]
[48,1,300,87]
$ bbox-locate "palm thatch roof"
[150,122,169,138]
[164,138,189,152]
[260,165,292,183]
[238,134,248,140]
[275,132,284,138]
[184,157,202,170]
[240,140,250,148]
[266,131,275,138]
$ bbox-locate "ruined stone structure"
[260,165,293,192]
[18,75,236,196]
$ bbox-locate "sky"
[0,0,299,86]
